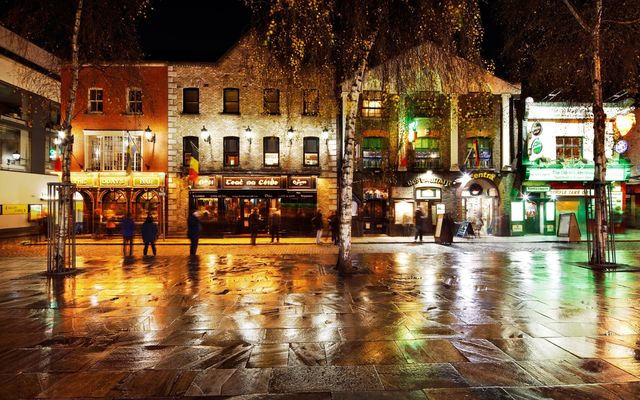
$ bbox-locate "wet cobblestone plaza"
[0,241,639,399]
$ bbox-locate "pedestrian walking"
[328,211,339,245]
[269,208,281,243]
[312,209,324,244]
[121,213,135,256]
[414,207,425,242]
[141,215,158,256]
[249,208,260,245]
[187,211,202,255]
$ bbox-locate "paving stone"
[269,366,383,392]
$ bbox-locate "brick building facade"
[167,34,338,236]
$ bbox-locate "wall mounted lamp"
[201,125,211,143]
[144,125,155,143]
[6,151,20,165]
[245,126,253,145]
[287,127,294,145]
[321,127,329,144]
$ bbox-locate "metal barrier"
[46,182,77,274]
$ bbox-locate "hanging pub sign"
[221,176,284,190]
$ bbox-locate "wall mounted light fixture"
[201,125,211,143]
[144,125,155,143]
[321,127,329,144]
[6,151,20,165]
[245,126,253,145]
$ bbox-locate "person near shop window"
[328,211,339,245]
[249,208,260,246]
[188,211,202,255]
[269,208,281,243]
[414,207,425,242]
[312,209,324,244]
[121,213,135,256]
[141,215,158,257]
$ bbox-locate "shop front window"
[1,126,30,171]
[362,136,385,169]
[101,190,128,235]
[465,137,492,169]
[136,191,160,223]
[86,133,142,172]
[413,137,441,169]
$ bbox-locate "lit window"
[465,137,492,169]
[362,137,385,169]
[414,137,441,169]
[361,91,384,118]
[86,133,142,172]
[264,136,279,166]
[224,136,240,167]
[303,137,319,166]
[127,88,142,114]
[89,88,103,113]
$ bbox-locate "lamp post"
[144,125,155,143]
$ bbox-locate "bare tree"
[244,0,485,273]
[2,0,151,272]
[495,0,640,266]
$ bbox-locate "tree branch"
[603,16,640,25]
[560,0,592,33]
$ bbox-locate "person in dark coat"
[328,211,339,245]
[249,208,260,245]
[141,215,158,256]
[311,209,324,244]
[121,213,135,256]
[414,207,425,242]
[187,211,202,255]
[269,209,281,243]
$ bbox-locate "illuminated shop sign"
[0,204,28,215]
[471,171,499,182]
[195,176,218,189]
[288,176,315,189]
[71,173,98,187]
[527,167,628,181]
[222,176,284,189]
[549,189,594,197]
[407,175,453,187]
[132,173,163,187]
[71,172,165,188]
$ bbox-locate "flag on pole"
[188,141,199,183]
[125,137,133,174]
[54,144,62,172]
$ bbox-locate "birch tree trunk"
[590,0,608,266]
[52,0,83,273]
[336,36,376,274]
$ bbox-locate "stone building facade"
[167,34,338,236]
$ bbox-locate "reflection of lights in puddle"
[90,295,99,306]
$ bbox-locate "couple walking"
[121,214,159,257]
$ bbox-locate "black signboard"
[455,221,475,238]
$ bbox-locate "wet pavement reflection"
[0,246,638,399]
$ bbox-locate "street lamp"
[615,112,636,137]
[201,125,211,143]
[7,151,20,165]
[144,125,155,143]
[287,127,294,145]
[322,127,329,144]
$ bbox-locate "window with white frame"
[86,132,142,171]
[127,88,142,114]
[88,88,103,113]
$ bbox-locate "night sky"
[138,0,251,62]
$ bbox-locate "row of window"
[183,136,321,169]
[182,87,320,116]
[88,88,142,114]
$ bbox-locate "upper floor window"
[224,136,240,167]
[413,136,442,170]
[88,88,103,113]
[86,133,142,172]
[556,136,582,161]
[1,126,29,172]
[264,136,280,166]
[183,88,199,114]
[263,88,280,115]
[406,92,448,118]
[362,136,385,169]
[361,91,384,118]
[223,88,240,114]
[127,88,142,114]
[303,137,319,166]
[0,82,23,119]
[465,137,492,169]
[183,136,199,167]
[303,89,319,116]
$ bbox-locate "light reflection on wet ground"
[0,246,638,399]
